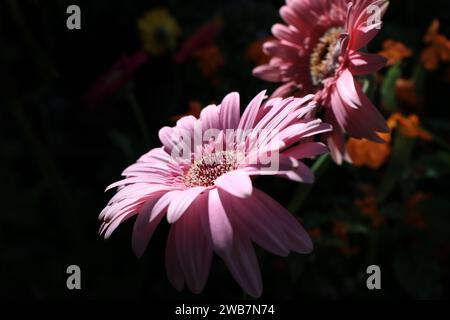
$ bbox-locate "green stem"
[378,133,415,203]
[287,154,332,213]
[424,128,450,152]
[412,63,425,85]
[126,86,151,146]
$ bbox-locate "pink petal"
[349,51,387,75]
[221,231,263,298]
[232,193,290,256]
[353,26,382,52]
[252,64,281,82]
[244,155,298,177]
[150,190,181,222]
[263,41,300,62]
[101,191,160,226]
[251,96,298,136]
[219,92,241,130]
[327,132,346,165]
[287,0,318,28]
[215,170,252,198]
[271,24,301,44]
[280,5,306,32]
[200,104,220,132]
[175,204,212,294]
[349,1,389,51]
[283,142,329,159]
[350,22,383,52]
[336,69,362,110]
[281,161,315,183]
[352,0,389,30]
[137,147,172,164]
[167,187,205,223]
[353,84,390,137]
[333,71,389,141]
[176,115,197,133]
[165,224,185,291]
[105,178,168,191]
[206,189,234,252]
[332,89,375,141]
[121,163,168,179]
[254,189,313,253]
[131,192,168,257]
[106,183,154,204]
[270,81,300,99]
[158,126,176,152]
[278,120,332,147]
[324,111,347,165]
[238,90,267,131]
[101,209,138,239]
[279,62,309,83]
[330,88,350,131]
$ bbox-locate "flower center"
[184,150,241,187]
[310,27,344,86]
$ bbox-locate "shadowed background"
[1,0,449,299]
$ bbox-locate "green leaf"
[381,62,402,111]
[362,74,377,101]
[378,132,415,202]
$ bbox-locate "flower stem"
[288,154,332,214]
[424,128,450,152]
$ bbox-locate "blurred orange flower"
[348,112,432,169]
[332,221,360,256]
[347,132,391,169]
[245,37,273,65]
[378,39,412,66]
[355,196,385,228]
[388,113,433,141]
[405,193,429,230]
[171,100,202,121]
[396,78,418,107]
[421,20,450,71]
[308,227,322,239]
[332,220,349,241]
[193,46,225,78]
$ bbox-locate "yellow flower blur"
[138,8,181,55]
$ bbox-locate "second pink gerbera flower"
[100,91,331,297]
[253,0,390,164]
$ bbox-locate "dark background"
[1,0,450,299]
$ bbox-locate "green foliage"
[381,62,402,111]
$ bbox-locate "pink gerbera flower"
[99,91,331,297]
[253,0,390,164]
